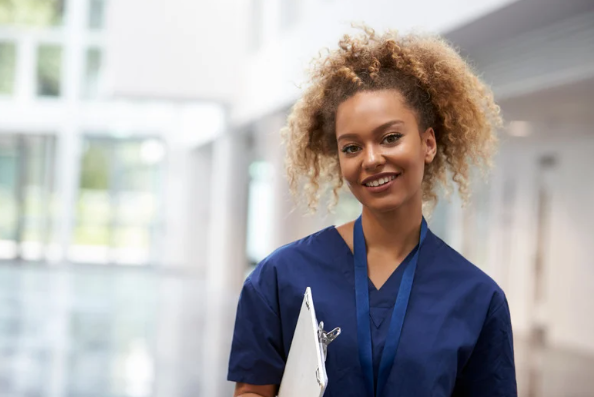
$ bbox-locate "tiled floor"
[0,264,206,397]
[0,264,593,397]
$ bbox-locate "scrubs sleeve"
[227,277,285,385]
[453,292,517,397]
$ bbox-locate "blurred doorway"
[531,154,557,345]
[524,154,557,397]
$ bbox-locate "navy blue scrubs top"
[228,225,517,397]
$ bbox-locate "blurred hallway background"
[0,0,593,396]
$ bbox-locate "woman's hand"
[234,383,278,397]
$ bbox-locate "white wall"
[107,0,250,103]
[232,0,519,125]
[105,0,519,122]
[540,135,594,353]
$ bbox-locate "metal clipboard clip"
[317,321,341,361]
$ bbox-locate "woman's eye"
[383,133,402,144]
[342,145,360,154]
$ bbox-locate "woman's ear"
[423,127,437,164]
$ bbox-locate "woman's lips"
[363,173,400,193]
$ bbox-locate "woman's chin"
[362,199,406,214]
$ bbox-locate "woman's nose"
[362,145,386,170]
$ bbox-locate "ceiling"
[445,0,594,55]
[499,77,594,125]
[444,0,594,134]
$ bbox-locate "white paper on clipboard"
[278,287,340,397]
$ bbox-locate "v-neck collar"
[328,225,417,302]
[327,225,419,335]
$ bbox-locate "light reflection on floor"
[0,264,592,397]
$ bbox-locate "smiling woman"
[283,27,500,213]
[335,90,437,214]
[228,27,515,397]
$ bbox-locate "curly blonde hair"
[281,27,501,212]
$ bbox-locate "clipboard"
[278,287,341,397]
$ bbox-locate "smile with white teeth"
[364,175,397,187]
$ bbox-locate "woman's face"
[335,89,436,213]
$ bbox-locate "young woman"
[228,28,516,397]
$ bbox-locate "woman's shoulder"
[425,231,510,323]
[273,225,342,260]
[427,230,506,298]
[249,225,343,280]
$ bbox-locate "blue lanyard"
[354,215,428,397]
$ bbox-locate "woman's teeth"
[365,175,396,187]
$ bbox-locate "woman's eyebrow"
[336,120,405,142]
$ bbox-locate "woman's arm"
[452,293,517,396]
[234,383,278,397]
[228,267,285,391]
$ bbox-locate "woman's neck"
[361,195,423,261]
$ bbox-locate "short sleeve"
[227,277,285,385]
[453,292,518,397]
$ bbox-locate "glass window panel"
[0,0,64,26]
[76,142,112,249]
[245,161,274,264]
[120,167,159,192]
[118,141,144,165]
[112,227,149,249]
[37,45,62,97]
[74,137,164,263]
[20,136,55,252]
[0,135,55,260]
[0,137,18,242]
[83,47,102,99]
[80,141,110,190]
[88,0,105,30]
[73,225,110,246]
[0,43,16,95]
[22,187,44,242]
[77,190,111,225]
[116,141,162,192]
[115,192,156,226]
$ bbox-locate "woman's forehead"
[335,91,417,136]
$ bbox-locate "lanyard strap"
[354,216,428,397]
